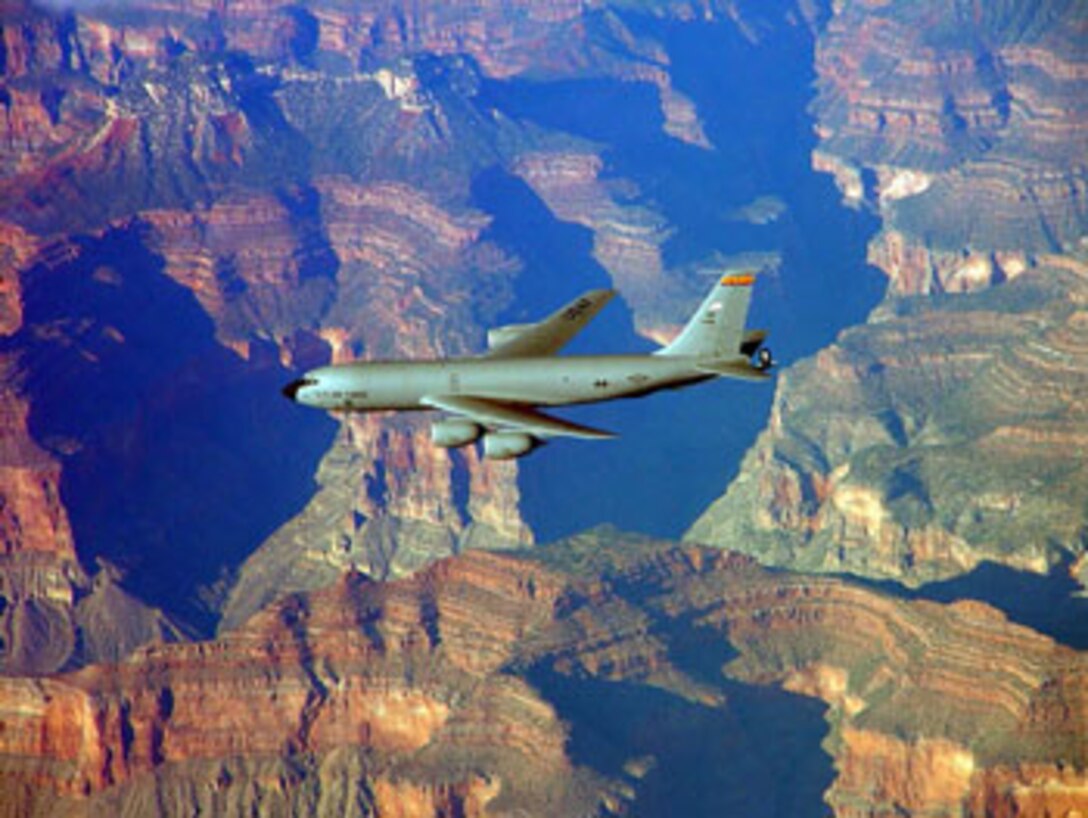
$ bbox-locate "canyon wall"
[689,259,1088,585]
[811,0,1087,294]
[3,0,1087,812]
[691,0,1088,589]
[1,538,1084,816]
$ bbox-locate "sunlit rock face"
[1,537,1084,816]
[0,0,824,659]
[2,0,1085,811]
[811,0,1088,294]
[689,261,1088,585]
[688,0,1088,588]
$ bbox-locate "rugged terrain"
[3,0,745,663]
[811,0,1088,294]
[2,0,1088,815]
[689,259,1088,586]
[0,0,851,663]
[2,536,1085,817]
[691,0,1088,589]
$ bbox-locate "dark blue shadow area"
[855,557,1088,650]
[472,167,764,540]
[10,225,335,632]
[527,665,832,817]
[475,15,882,541]
[472,167,619,326]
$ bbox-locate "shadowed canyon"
[1,0,1086,815]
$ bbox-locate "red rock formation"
[0,357,183,674]
[0,222,38,336]
[0,353,83,674]
[2,541,1085,816]
[689,262,1088,585]
[589,543,1088,817]
[0,554,585,815]
[0,382,73,560]
[811,0,1088,293]
[140,196,331,345]
[184,177,532,628]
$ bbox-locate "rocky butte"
[1,0,1087,815]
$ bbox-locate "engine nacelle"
[430,418,482,449]
[482,431,537,460]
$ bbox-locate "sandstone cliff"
[689,260,1088,585]
[1,537,1084,816]
[688,0,1088,589]
[811,0,1087,294]
[0,0,825,659]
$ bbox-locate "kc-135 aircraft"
[282,273,773,459]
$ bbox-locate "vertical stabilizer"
[655,273,755,358]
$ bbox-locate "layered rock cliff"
[689,259,1088,585]
[811,0,1088,294]
[2,537,1084,816]
[0,0,829,658]
[4,1,1086,812]
[690,0,1088,589]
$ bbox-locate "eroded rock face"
[1,538,1084,816]
[512,151,689,341]
[0,0,820,661]
[688,1,1088,589]
[688,262,1088,585]
[811,0,1088,294]
[0,552,582,815]
[0,353,183,675]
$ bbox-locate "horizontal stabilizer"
[695,358,772,381]
[422,394,616,440]
[740,329,767,357]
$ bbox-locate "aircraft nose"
[281,378,307,401]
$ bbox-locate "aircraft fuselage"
[286,354,713,412]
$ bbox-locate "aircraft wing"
[484,289,616,359]
[422,395,616,440]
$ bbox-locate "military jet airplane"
[282,273,773,459]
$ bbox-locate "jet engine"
[482,431,536,460]
[430,418,482,448]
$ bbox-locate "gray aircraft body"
[282,273,773,459]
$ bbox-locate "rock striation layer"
[690,0,1088,590]
[689,262,1088,585]
[1,536,1085,816]
[811,0,1088,294]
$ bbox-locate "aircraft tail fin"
[654,272,757,359]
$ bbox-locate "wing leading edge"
[422,394,615,440]
[484,289,616,359]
